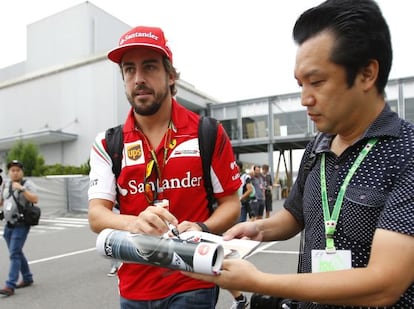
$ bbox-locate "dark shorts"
[265,190,273,211]
[250,199,265,217]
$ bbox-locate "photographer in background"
[184,0,414,307]
[0,160,38,297]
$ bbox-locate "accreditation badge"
[4,200,13,211]
[311,249,352,272]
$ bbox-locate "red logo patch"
[197,243,210,256]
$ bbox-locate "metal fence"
[23,175,89,216]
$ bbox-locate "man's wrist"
[195,222,210,233]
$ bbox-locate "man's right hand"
[126,205,178,235]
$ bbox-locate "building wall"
[0,58,125,165]
[26,3,128,72]
[0,2,216,169]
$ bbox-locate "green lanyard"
[320,138,378,252]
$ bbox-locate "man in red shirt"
[88,26,241,308]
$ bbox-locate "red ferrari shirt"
[89,99,241,300]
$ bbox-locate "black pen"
[154,199,181,239]
[168,223,181,239]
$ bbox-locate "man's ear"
[359,59,379,92]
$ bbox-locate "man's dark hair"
[162,57,180,96]
[293,0,392,96]
[236,160,243,170]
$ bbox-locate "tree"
[6,141,45,176]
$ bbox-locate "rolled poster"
[96,228,223,275]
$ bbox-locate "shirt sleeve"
[210,124,241,198]
[284,141,315,225]
[379,155,414,236]
[24,179,38,193]
[88,131,117,202]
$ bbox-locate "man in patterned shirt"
[185,0,414,307]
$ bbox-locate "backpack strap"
[6,179,26,199]
[105,125,124,180]
[105,124,124,204]
[9,182,24,215]
[198,116,219,214]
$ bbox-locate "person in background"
[184,0,414,307]
[251,165,265,220]
[88,25,241,308]
[261,164,273,218]
[237,161,254,223]
[0,160,38,297]
[107,258,122,277]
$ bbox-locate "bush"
[6,141,90,176]
[42,162,90,175]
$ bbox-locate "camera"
[0,210,4,221]
[250,293,298,309]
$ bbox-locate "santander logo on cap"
[108,26,173,64]
[119,31,159,45]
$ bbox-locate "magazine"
[178,230,261,259]
[96,228,261,275]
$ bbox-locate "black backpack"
[105,116,219,214]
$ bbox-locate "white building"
[0,2,217,169]
[1,1,413,181]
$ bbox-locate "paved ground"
[0,197,298,309]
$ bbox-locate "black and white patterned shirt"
[285,104,414,308]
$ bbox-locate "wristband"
[19,187,26,193]
[196,222,210,233]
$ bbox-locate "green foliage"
[6,141,43,176]
[42,162,90,176]
[6,141,90,176]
